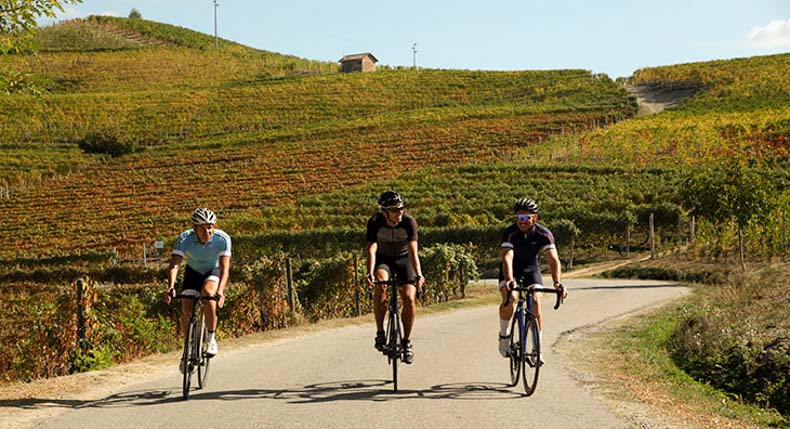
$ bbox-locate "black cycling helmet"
[513,198,539,214]
[191,207,217,225]
[378,190,404,210]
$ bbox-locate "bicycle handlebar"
[509,284,565,310]
[372,277,419,287]
[168,293,220,312]
[173,294,220,301]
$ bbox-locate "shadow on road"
[572,283,683,291]
[0,379,524,409]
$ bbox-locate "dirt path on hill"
[624,81,703,115]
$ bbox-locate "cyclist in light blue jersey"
[166,208,231,363]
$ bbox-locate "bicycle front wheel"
[182,321,195,400]
[521,314,541,396]
[387,312,401,392]
[508,313,521,386]
[197,313,210,389]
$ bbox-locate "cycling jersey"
[172,229,232,275]
[366,213,418,259]
[498,223,555,282]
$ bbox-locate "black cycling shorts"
[374,254,416,284]
[182,265,221,292]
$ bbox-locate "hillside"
[579,53,790,165]
[0,18,786,267]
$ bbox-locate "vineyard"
[0,16,787,388]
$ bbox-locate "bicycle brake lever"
[553,285,565,310]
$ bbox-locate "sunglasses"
[384,207,404,213]
[515,214,535,221]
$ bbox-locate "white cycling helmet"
[191,208,217,225]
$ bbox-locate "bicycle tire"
[387,311,400,392]
[197,311,210,389]
[521,313,541,396]
[182,319,194,400]
[508,312,521,386]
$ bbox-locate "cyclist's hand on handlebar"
[555,282,568,300]
[416,274,425,289]
[506,280,516,292]
[365,273,375,288]
[165,287,175,305]
[217,292,225,309]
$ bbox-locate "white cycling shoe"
[205,337,218,357]
[498,334,510,357]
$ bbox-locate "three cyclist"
[365,191,426,364]
[498,198,568,359]
[165,208,231,371]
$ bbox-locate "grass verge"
[556,296,787,428]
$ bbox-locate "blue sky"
[44,0,790,78]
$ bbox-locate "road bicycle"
[374,274,416,392]
[506,278,564,396]
[171,293,219,400]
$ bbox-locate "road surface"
[2,278,688,429]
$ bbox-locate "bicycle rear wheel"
[182,320,195,400]
[197,312,210,389]
[508,313,521,386]
[521,314,541,396]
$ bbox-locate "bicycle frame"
[172,293,219,400]
[508,279,564,396]
[374,274,415,392]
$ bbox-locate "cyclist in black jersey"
[365,191,426,364]
[497,198,567,359]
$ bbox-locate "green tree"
[0,0,83,54]
[680,163,778,270]
[128,8,141,19]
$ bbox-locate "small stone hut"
[338,53,378,73]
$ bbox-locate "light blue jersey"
[172,229,232,274]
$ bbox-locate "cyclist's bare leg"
[399,284,417,339]
[180,300,193,336]
[202,280,219,331]
[373,268,389,332]
[533,292,544,331]
[498,286,516,321]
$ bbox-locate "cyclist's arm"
[365,242,377,284]
[501,248,515,283]
[545,247,566,297]
[407,240,425,287]
[217,255,230,305]
[166,254,183,302]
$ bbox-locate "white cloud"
[745,19,790,49]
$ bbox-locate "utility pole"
[213,0,219,48]
[412,43,418,69]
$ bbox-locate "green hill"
[0,18,786,266]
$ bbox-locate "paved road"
[24,278,688,429]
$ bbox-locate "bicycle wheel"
[508,313,521,386]
[197,312,210,389]
[387,311,400,392]
[521,314,541,396]
[182,320,195,400]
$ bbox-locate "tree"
[679,163,778,270]
[0,0,83,54]
[128,8,141,19]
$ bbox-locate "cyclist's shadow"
[28,379,524,408]
[3,379,525,410]
[168,380,523,403]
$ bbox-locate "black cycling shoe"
[402,339,414,364]
[375,330,386,352]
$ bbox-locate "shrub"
[78,131,138,157]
